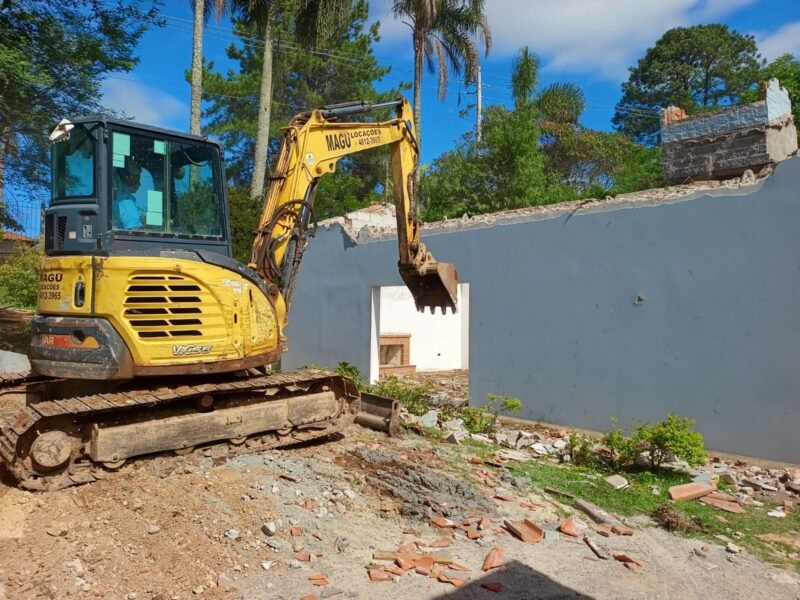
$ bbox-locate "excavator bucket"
[400,261,459,314]
[355,392,400,436]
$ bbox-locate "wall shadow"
[433,560,594,600]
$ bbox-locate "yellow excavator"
[0,97,457,491]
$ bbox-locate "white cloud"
[758,21,800,61]
[101,77,189,130]
[369,0,759,81]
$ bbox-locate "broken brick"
[481,582,503,592]
[384,565,404,576]
[438,575,465,587]
[397,542,418,555]
[428,537,452,548]
[706,491,741,503]
[304,499,316,510]
[481,547,505,572]
[295,550,311,562]
[430,563,444,579]
[612,524,634,536]
[494,493,515,502]
[432,516,456,528]
[396,556,415,571]
[368,569,393,583]
[291,527,303,537]
[415,556,434,576]
[613,553,646,568]
[594,524,612,538]
[699,496,746,514]
[478,516,491,531]
[559,515,586,537]
[668,481,716,502]
[504,519,544,544]
[466,529,483,540]
[448,562,471,572]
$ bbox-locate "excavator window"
[51,125,95,200]
[109,129,223,238]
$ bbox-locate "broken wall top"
[323,161,795,243]
[661,78,793,144]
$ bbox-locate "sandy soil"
[1,424,799,600]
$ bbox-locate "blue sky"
[103,0,800,164]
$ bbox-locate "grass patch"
[511,459,800,570]
[512,461,800,571]
[514,460,688,517]
[431,430,799,570]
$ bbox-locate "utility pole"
[475,63,482,144]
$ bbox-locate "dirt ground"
[1,424,799,600]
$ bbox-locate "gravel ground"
[1,424,799,600]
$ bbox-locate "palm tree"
[510,46,585,124]
[231,0,355,200]
[189,1,229,135]
[390,0,491,149]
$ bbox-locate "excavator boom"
[250,97,458,314]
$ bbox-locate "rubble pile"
[405,406,800,509]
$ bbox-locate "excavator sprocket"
[0,369,363,492]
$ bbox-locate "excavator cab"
[47,118,230,258]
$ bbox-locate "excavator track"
[0,369,360,492]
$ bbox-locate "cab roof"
[63,116,222,149]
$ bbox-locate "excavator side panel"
[31,255,281,379]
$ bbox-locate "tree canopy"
[389,0,490,152]
[421,47,663,221]
[742,53,800,143]
[613,24,764,144]
[203,0,407,260]
[0,0,161,229]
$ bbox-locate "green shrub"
[601,417,640,469]
[367,376,436,416]
[329,363,436,416]
[0,244,41,310]
[459,393,523,434]
[632,414,707,468]
[567,432,597,466]
[460,406,495,434]
[600,414,707,470]
[334,361,367,390]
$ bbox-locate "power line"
[90,4,664,123]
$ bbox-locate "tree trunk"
[190,0,204,135]
[0,125,8,208]
[412,32,424,193]
[412,33,423,151]
[250,6,275,201]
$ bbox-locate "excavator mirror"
[400,261,459,314]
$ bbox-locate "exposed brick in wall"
[661,79,798,182]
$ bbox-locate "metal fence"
[4,199,43,240]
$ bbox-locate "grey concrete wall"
[285,158,800,463]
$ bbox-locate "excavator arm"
[249,97,458,315]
